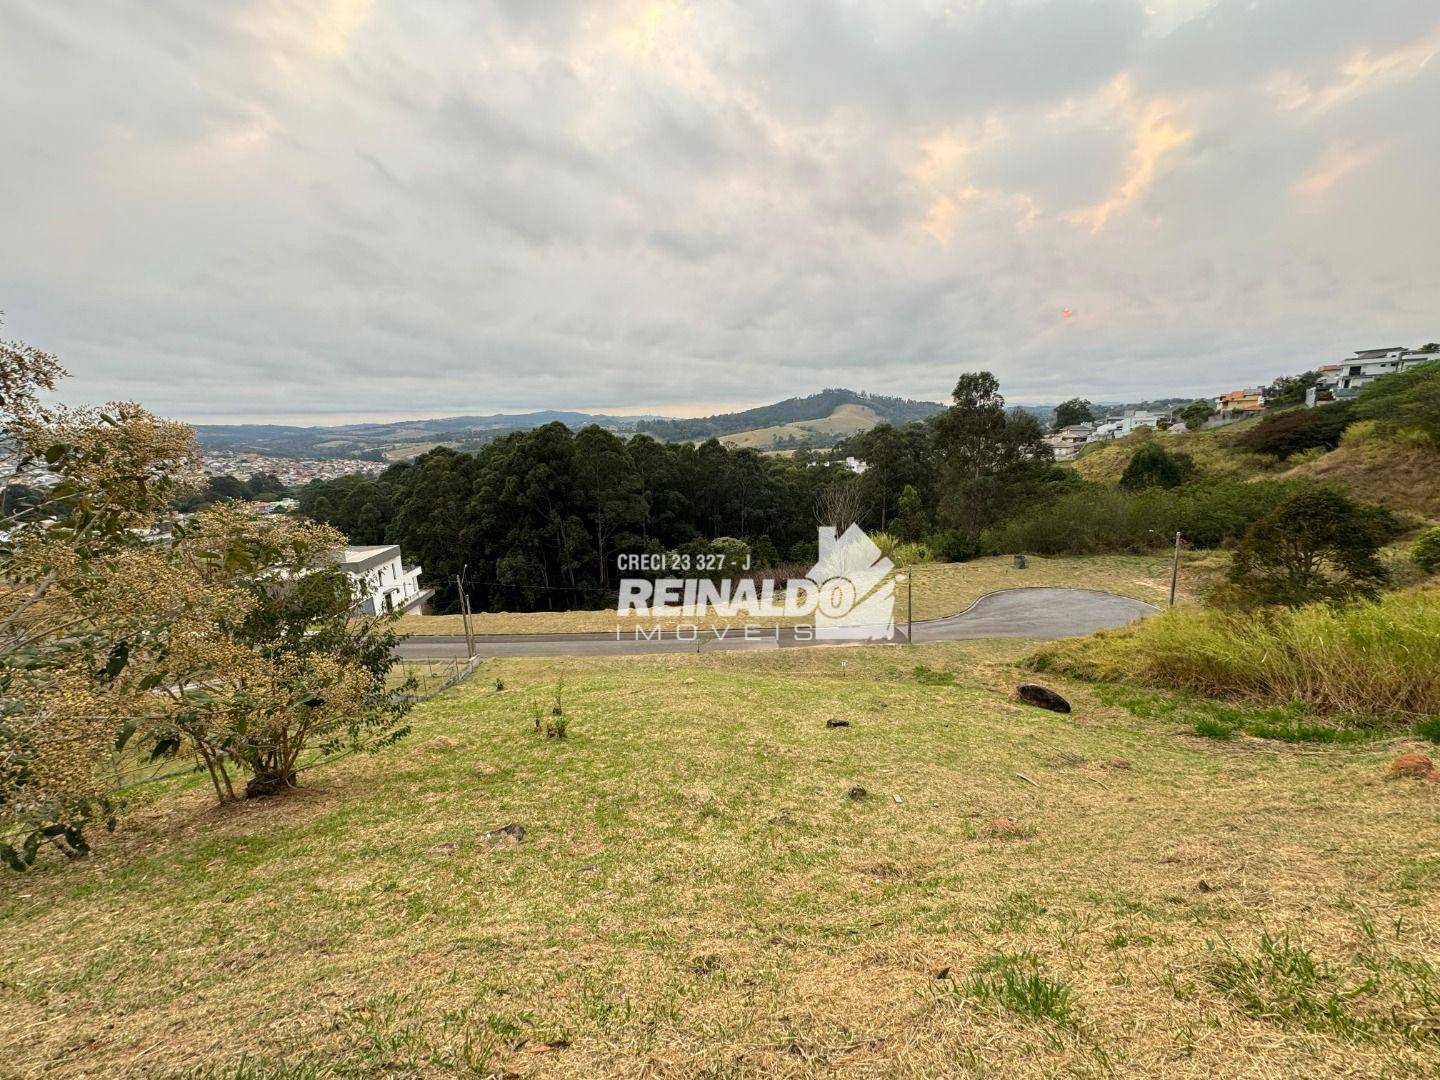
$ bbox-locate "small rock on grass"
[1016,683,1071,714]
[847,786,868,800]
[826,718,850,728]
[483,823,527,846]
[1389,753,1435,779]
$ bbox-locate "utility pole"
[455,569,476,657]
[1169,532,1182,607]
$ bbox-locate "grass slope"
[717,404,882,449]
[3,643,1438,1076]
[1283,438,1440,522]
[1068,419,1274,485]
[395,552,1220,636]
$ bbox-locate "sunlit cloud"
[1294,142,1384,198]
[1066,78,1192,233]
[1270,27,1440,113]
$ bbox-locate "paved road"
[395,587,1157,659]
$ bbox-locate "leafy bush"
[1119,442,1196,490]
[1171,478,1309,548]
[1224,488,1395,608]
[1239,401,1355,459]
[1414,528,1440,574]
[1027,587,1440,720]
[925,528,979,562]
[982,485,1176,555]
[984,478,1316,557]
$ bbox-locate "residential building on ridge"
[340,545,431,616]
[1214,388,1265,419]
[1306,345,1438,405]
[1043,423,1094,461]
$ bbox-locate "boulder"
[1017,683,1072,713]
[1389,752,1435,779]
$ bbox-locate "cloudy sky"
[3,1,1438,423]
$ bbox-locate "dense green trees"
[1052,398,1095,430]
[1178,400,1215,430]
[934,373,1055,541]
[303,425,859,613]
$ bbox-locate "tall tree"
[1052,398,1095,431]
[934,373,1054,541]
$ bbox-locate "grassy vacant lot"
[394,553,1220,636]
[3,641,1438,1077]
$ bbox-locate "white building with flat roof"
[339,545,431,615]
[1307,346,1438,404]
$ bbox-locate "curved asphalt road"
[395,587,1157,659]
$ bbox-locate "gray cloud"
[1,0,1438,423]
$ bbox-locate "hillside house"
[340,545,431,615]
[1043,423,1094,460]
[1214,388,1265,419]
[1306,345,1438,405]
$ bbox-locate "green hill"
[635,388,944,444]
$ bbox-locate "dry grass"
[1029,586,1440,721]
[1282,437,1440,522]
[394,552,1220,636]
[1068,419,1275,485]
[3,640,1438,1077]
[715,403,881,449]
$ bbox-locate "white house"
[339,545,431,615]
[1043,423,1094,460]
[1089,410,1170,442]
[1307,346,1438,405]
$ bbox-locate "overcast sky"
[3,1,1438,424]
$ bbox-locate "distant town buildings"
[202,452,387,485]
[1306,345,1438,405]
[339,545,431,616]
[1043,409,1175,458]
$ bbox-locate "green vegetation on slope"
[1029,586,1440,720]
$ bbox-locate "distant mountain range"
[192,390,1212,461]
[193,410,658,461]
[193,389,947,460]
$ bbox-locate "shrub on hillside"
[1027,587,1440,721]
[982,485,1177,555]
[1170,478,1309,549]
[1414,528,1440,574]
[1119,443,1196,490]
[1239,401,1355,459]
[984,478,1312,556]
[1354,357,1440,442]
[1223,488,1396,608]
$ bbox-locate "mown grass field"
[394,553,1223,636]
[3,640,1438,1077]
